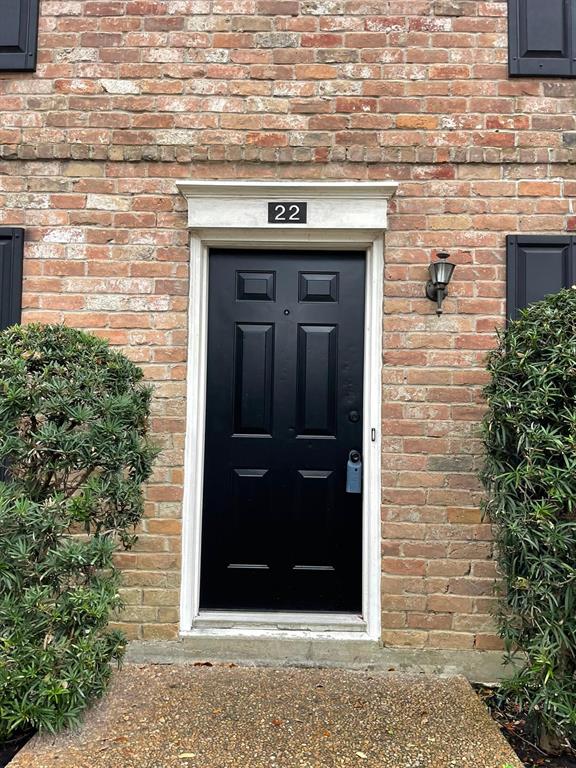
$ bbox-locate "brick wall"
[1,0,574,649]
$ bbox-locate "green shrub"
[482,288,576,749]
[0,324,158,741]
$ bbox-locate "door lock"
[346,450,362,494]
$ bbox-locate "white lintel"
[176,180,398,231]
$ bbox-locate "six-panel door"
[200,249,366,612]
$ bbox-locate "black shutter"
[507,235,576,319]
[0,228,24,330]
[0,0,40,71]
[0,228,23,482]
[508,0,576,77]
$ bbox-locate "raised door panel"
[299,272,339,303]
[291,469,336,571]
[233,323,274,435]
[236,271,276,302]
[296,324,338,437]
[226,468,272,571]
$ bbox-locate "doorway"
[176,179,396,639]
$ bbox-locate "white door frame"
[176,181,397,642]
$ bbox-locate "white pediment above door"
[176,180,398,231]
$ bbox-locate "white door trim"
[177,181,396,642]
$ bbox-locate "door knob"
[348,410,360,423]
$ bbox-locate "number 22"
[274,204,301,221]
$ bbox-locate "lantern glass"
[431,260,455,286]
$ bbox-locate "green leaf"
[482,287,576,746]
[0,323,157,741]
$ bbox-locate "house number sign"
[268,201,307,224]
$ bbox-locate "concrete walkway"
[11,665,522,768]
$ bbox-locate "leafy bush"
[0,324,157,741]
[482,288,576,750]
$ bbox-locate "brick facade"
[1,0,573,652]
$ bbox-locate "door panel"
[296,324,338,436]
[200,249,365,612]
[292,469,337,570]
[233,323,274,435]
[228,468,272,569]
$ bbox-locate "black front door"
[200,249,365,612]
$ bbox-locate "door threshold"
[190,611,367,634]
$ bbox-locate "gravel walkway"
[11,664,522,768]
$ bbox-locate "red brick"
[519,181,562,197]
[294,64,337,79]
[257,0,299,13]
[301,33,342,47]
[335,97,378,113]
[345,33,393,47]
[50,194,87,209]
[382,558,427,576]
[213,33,255,48]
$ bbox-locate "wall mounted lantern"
[426,251,456,316]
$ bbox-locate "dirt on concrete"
[10,664,522,768]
